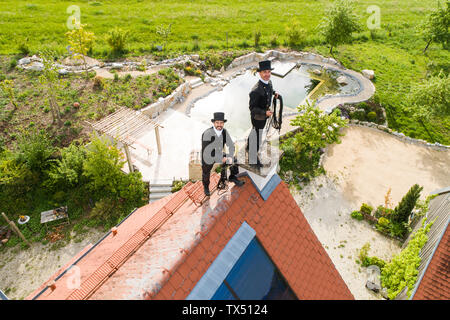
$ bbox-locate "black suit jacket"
[249,80,275,121]
[201,127,235,165]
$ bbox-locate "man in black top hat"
[201,112,244,196]
[247,60,280,166]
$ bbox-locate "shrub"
[378,216,390,227]
[93,76,104,90]
[376,216,390,233]
[358,242,370,262]
[389,221,409,238]
[192,40,200,51]
[238,40,249,48]
[82,135,126,198]
[286,20,306,47]
[362,256,386,269]
[46,142,87,190]
[106,27,129,54]
[381,218,434,299]
[375,205,394,218]
[18,42,30,56]
[0,151,34,195]
[123,74,132,82]
[9,58,17,70]
[254,30,262,47]
[15,129,55,176]
[360,203,373,215]
[367,111,377,122]
[351,210,363,220]
[171,180,187,193]
[270,34,279,47]
[90,198,118,220]
[350,109,366,121]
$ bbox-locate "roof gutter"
[31,207,138,300]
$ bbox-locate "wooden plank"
[92,108,130,129]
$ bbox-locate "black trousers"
[202,159,239,189]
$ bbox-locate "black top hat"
[211,112,227,123]
[257,60,274,72]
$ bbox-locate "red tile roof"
[28,172,353,300]
[413,225,450,300]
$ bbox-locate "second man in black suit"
[201,112,244,196]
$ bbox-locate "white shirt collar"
[259,77,269,85]
[213,127,223,137]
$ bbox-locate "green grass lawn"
[1,0,448,144]
[0,0,443,55]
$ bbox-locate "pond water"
[189,63,360,140]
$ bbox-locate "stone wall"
[226,49,343,71]
[349,120,450,151]
[140,82,191,118]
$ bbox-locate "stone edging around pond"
[182,49,375,116]
[139,82,191,119]
[225,49,376,113]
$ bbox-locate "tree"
[420,1,449,53]
[66,22,95,79]
[319,0,362,55]
[391,184,423,225]
[279,101,348,185]
[82,135,126,199]
[39,49,63,125]
[156,23,172,51]
[82,135,145,206]
[407,71,450,121]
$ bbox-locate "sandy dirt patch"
[292,126,449,300]
[324,126,450,206]
[0,228,104,300]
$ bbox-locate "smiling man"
[201,112,244,196]
[247,60,280,166]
